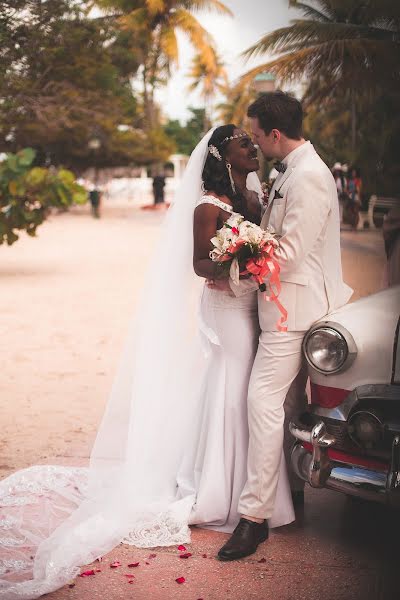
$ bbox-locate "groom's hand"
[206,278,232,292]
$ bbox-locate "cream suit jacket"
[230,142,353,331]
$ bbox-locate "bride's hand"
[206,278,232,292]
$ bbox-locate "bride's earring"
[226,163,236,194]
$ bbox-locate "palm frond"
[243,18,396,61]
[304,0,338,20]
[179,0,233,16]
[160,26,179,66]
[119,7,149,31]
[171,8,213,55]
[292,2,333,23]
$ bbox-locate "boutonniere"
[261,181,273,207]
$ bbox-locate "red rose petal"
[258,558,267,563]
[128,562,140,568]
[110,561,121,569]
[148,553,157,559]
[145,562,150,565]
[95,569,101,572]
[124,574,135,578]
[179,552,192,559]
[79,570,95,577]
[128,580,135,584]
[202,554,207,558]
[177,545,186,551]
[175,577,186,584]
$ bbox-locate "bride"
[0,126,294,599]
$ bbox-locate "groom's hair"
[247,91,303,140]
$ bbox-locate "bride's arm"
[193,204,227,279]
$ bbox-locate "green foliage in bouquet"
[0,148,87,246]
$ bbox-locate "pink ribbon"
[242,244,288,332]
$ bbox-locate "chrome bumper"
[289,421,400,508]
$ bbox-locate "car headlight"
[303,322,357,374]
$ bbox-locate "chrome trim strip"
[391,316,399,385]
[388,435,400,493]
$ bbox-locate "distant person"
[89,187,101,218]
[343,167,362,230]
[347,168,362,205]
[152,172,166,206]
[332,162,346,222]
[383,206,400,286]
[332,162,344,197]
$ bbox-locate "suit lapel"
[261,143,315,228]
[261,166,296,228]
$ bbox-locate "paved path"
[1,203,394,600]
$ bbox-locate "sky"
[157,0,300,123]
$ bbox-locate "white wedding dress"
[0,133,294,600]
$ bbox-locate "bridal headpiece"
[208,144,222,161]
[221,132,248,144]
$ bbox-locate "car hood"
[308,286,400,390]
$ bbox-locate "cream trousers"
[238,331,307,519]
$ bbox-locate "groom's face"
[250,117,279,161]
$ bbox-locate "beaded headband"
[221,132,248,144]
[208,132,249,161]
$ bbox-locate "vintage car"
[290,285,400,507]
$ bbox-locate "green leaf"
[72,189,88,205]
[57,169,75,186]
[17,148,36,167]
[6,230,19,245]
[25,167,47,186]
[6,155,19,173]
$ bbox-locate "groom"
[209,91,352,560]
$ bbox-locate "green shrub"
[0,148,87,245]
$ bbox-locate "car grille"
[308,415,394,460]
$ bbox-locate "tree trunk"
[142,66,152,128]
[351,90,356,157]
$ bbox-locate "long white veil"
[0,129,265,599]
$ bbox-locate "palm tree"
[216,83,258,127]
[236,0,400,153]
[187,47,228,131]
[97,0,232,127]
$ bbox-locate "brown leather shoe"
[217,518,269,561]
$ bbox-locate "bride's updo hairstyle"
[202,124,244,214]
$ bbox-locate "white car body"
[290,286,400,507]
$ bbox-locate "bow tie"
[274,161,286,173]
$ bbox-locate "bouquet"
[209,213,288,331]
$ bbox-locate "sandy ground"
[0,201,390,600]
